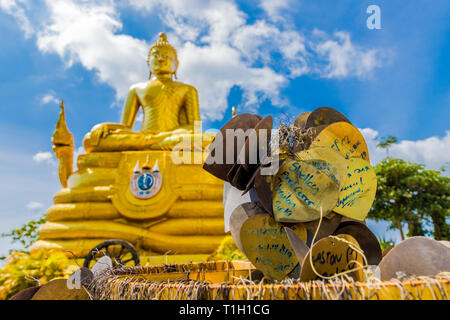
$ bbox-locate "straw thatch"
[87,264,449,300]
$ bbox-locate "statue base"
[31,149,226,257]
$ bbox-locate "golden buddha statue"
[32,33,225,261]
[83,33,201,152]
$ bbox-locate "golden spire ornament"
[52,100,74,188]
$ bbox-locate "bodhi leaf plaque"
[240,213,307,280]
[229,202,266,253]
[299,234,366,282]
[295,147,348,186]
[271,158,339,223]
[334,157,377,221]
[309,122,370,162]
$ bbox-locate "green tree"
[411,169,450,240]
[376,135,398,155]
[369,158,450,241]
[0,216,45,259]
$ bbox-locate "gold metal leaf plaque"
[295,147,347,186]
[310,122,370,162]
[271,158,339,223]
[240,213,307,280]
[300,234,365,282]
[334,157,377,221]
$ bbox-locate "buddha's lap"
[84,131,212,152]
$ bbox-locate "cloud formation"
[32,151,56,166]
[37,0,148,99]
[41,92,59,105]
[1,0,387,121]
[0,0,33,37]
[26,201,44,211]
[314,31,383,79]
[361,128,450,173]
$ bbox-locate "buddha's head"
[147,33,179,79]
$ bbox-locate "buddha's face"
[149,46,177,75]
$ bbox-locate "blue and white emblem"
[130,159,162,199]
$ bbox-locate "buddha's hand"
[88,123,129,146]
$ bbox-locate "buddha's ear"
[173,70,178,80]
[148,71,152,80]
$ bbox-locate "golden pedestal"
[31,150,226,258]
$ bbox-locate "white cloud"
[314,31,382,79]
[41,92,59,105]
[178,42,288,120]
[37,0,149,99]
[32,151,56,166]
[360,128,450,173]
[258,0,292,19]
[126,0,337,120]
[0,0,33,37]
[2,0,387,121]
[26,201,44,211]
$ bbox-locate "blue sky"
[0,0,449,256]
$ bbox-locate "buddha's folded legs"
[84,130,216,153]
[150,133,216,151]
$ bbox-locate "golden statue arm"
[52,101,74,188]
[120,87,140,130]
[180,86,201,131]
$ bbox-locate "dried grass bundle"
[276,115,318,156]
[87,264,449,300]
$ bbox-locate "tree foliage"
[1,216,45,260]
[207,236,246,261]
[369,157,450,241]
[376,135,398,150]
[0,251,78,300]
[376,135,398,156]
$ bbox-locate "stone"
[378,236,450,281]
[440,240,450,248]
[10,286,41,300]
[31,279,89,300]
